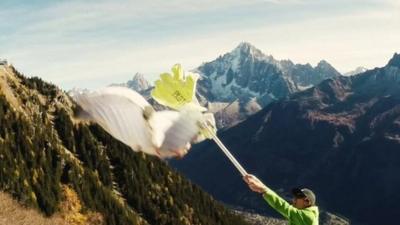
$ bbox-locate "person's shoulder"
[301,206,319,218]
[303,206,319,212]
[297,206,319,223]
[289,206,318,225]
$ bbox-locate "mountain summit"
[232,42,274,61]
[110,73,150,94]
[387,52,400,68]
[126,73,150,93]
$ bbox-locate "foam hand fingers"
[171,64,183,80]
[151,64,196,110]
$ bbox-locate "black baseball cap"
[292,188,316,206]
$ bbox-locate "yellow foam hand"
[151,64,199,110]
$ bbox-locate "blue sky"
[1,0,399,90]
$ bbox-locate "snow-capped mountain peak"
[127,73,150,91]
[231,42,275,64]
[110,72,150,93]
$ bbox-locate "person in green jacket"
[243,174,319,225]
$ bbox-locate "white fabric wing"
[148,109,203,158]
[71,87,157,155]
[71,86,207,158]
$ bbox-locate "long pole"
[201,121,247,176]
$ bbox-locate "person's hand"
[243,174,268,194]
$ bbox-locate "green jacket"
[262,188,319,225]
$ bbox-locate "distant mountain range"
[119,42,341,128]
[172,53,400,225]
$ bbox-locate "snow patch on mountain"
[344,66,368,76]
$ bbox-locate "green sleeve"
[262,188,299,219]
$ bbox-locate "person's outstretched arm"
[243,174,299,219]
